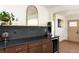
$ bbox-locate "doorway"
[68,20,79,42]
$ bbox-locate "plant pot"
[1,21,9,26]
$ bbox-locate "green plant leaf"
[0,11,15,23]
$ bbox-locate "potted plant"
[0,11,15,25]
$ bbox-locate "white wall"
[66,15,79,20]
[35,5,50,26]
[54,14,67,41]
[0,5,27,25]
[49,10,68,41]
[0,5,50,26]
[49,12,54,37]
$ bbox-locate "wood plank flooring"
[59,40,79,53]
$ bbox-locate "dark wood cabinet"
[5,44,28,53]
[28,40,42,53]
[42,39,53,53]
[0,39,53,53]
[0,48,5,53]
[18,50,28,53]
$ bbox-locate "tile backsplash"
[0,26,47,40]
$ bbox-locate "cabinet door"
[5,44,28,53]
[0,48,5,53]
[42,39,53,53]
[28,40,42,53]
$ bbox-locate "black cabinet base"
[51,36,59,53]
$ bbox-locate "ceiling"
[43,5,79,18]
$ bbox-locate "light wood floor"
[59,40,79,53]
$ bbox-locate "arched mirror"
[26,5,38,26]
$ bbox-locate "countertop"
[51,36,59,40]
[0,36,48,48]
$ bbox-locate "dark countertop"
[0,36,48,48]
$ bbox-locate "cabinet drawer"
[29,40,41,46]
[29,40,42,53]
[0,48,5,53]
[29,45,42,53]
[42,42,52,53]
[5,44,27,53]
[42,39,51,43]
[42,39,53,53]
